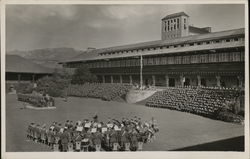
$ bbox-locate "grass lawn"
[5,94,244,151]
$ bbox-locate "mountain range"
[7,47,83,68]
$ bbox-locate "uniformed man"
[74,132,82,152]
[110,128,119,151]
[130,128,138,151]
[120,127,129,151]
[60,127,69,152]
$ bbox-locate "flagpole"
[140,54,143,89]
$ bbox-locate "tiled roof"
[62,28,244,63]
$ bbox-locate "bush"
[71,65,98,85]
[15,83,34,94]
[36,72,70,97]
[17,93,55,107]
[216,110,244,124]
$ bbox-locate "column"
[216,75,221,87]
[102,75,105,83]
[165,75,169,87]
[197,75,201,87]
[32,74,35,83]
[111,75,113,84]
[129,75,133,84]
[119,75,123,84]
[180,75,185,87]
[18,74,21,84]
[152,75,156,86]
[237,75,243,88]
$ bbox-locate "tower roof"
[162,12,189,20]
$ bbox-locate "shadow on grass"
[172,136,244,151]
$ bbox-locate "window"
[206,41,210,44]
[215,40,220,43]
[234,38,239,41]
[160,56,167,65]
[175,56,182,64]
[200,54,208,63]
[191,55,199,63]
[182,56,190,64]
[226,39,230,42]
[168,56,174,64]
[240,52,244,61]
[209,53,218,63]
[184,24,187,30]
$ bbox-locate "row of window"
[98,37,244,56]
[67,51,244,68]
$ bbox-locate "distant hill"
[7,47,82,68]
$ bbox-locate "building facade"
[61,12,245,88]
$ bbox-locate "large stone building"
[61,12,245,88]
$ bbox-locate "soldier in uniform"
[40,124,47,144]
[60,127,69,152]
[74,131,82,152]
[47,128,54,148]
[130,128,138,151]
[110,128,119,151]
[120,127,130,151]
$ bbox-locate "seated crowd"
[67,83,132,101]
[17,92,55,107]
[145,87,244,122]
[26,116,159,152]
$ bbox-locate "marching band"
[26,116,159,152]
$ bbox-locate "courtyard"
[5,94,244,152]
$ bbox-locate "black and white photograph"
[1,0,249,159]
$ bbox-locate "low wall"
[126,89,157,104]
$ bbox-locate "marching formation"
[26,115,159,152]
[146,87,244,122]
[67,83,131,101]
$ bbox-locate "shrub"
[216,110,244,124]
[71,65,98,85]
[36,72,70,97]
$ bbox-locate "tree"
[71,65,98,84]
[36,71,71,97]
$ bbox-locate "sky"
[6,4,245,52]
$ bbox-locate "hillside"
[7,48,82,68]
